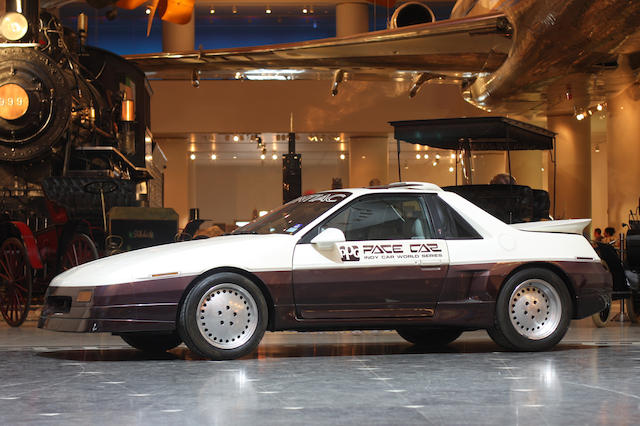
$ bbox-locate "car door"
[291,194,449,319]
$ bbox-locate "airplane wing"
[125,13,512,85]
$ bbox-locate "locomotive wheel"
[0,238,33,327]
[60,233,99,272]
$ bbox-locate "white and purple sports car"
[39,182,611,359]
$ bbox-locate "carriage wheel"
[0,238,33,327]
[61,233,99,272]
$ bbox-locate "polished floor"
[1,312,640,425]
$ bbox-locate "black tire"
[488,267,572,351]
[120,331,182,353]
[178,272,268,360]
[396,328,462,348]
[626,292,640,323]
[591,304,613,327]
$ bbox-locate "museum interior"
[1,0,640,424]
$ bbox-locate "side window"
[426,194,482,240]
[303,195,434,242]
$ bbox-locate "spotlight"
[450,153,456,159]
[209,7,215,14]
[233,135,239,142]
[435,154,440,159]
[191,69,200,88]
[416,154,421,160]
[265,6,272,14]
[449,167,454,172]
[272,153,278,160]
[302,7,308,14]
[596,103,603,111]
[211,154,217,160]
[432,161,437,166]
[576,113,585,121]
[232,5,238,14]
[145,6,151,15]
[190,153,196,160]
[594,145,600,153]
[260,153,266,160]
[424,154,429,159]
[339,153,346,160]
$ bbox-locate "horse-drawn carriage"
[0,5,159,325]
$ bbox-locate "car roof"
[323,182,442,196]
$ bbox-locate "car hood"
[51,234,298,287]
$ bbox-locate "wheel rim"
[0,239,32,326]
[508,279,562,340]
[62,235,98,271]
[197,283,258,350]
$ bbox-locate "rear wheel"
[178,272,268,360]
[592,304,613,327]
[120,332,182,353]
[626,291,640,323]
[396,328,462,348]
[0,238,32,327]
[488,268,572,351]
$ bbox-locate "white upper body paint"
[50,183,599,288]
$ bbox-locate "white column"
[546,114,591,219]
[162,10,195,52]
[336,2,369,37]
[607,89,640,230]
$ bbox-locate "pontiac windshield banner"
[338,242,443,262]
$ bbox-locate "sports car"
[39,182,612,360]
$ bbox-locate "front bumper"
[39,276,194,333]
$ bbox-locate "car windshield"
[233,192,351,235]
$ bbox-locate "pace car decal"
[338,242,444,262]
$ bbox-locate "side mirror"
[310,228,346,249]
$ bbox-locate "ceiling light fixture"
[272,153,278,160]
[190,153,196,160]
[232,5,238,14]
[145,7,151,15]
[265,6,272,14]
[576,112,585,121]
[260,153,266,160]
[339,153,346,160]
[302,7,308,14]
[209,7,215,14]
[415,154,421,159]
[596,103,603,111]
[211,153,217,160]
[233,135,240,142]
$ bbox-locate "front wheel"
[396,328,462,348]
[120,331,182,353]
[178,273,268,360]
[488,268,572,351]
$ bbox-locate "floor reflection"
[37,339,592,362]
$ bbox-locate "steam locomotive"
[0,0,160,326]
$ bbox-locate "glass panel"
[322,195,432,241]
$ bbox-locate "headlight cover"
[0,12,29,41]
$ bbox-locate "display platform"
[1,317,640,424]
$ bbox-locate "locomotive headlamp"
[0,12,29,41]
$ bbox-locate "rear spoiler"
[511,219,591,235]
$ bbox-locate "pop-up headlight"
[0,12,29,41]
